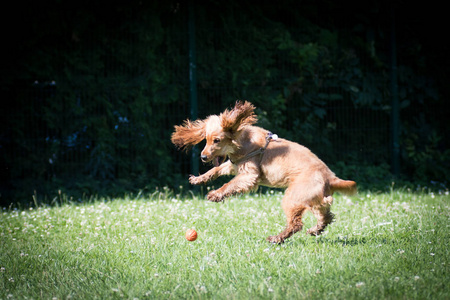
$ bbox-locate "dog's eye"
[213,138,221,144]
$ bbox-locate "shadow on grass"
[317,236,369,246]
[282,235,392,247]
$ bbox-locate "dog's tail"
[330,178,357,195]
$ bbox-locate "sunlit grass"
[1,186,449,299]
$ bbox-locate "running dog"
[171,101,357,243]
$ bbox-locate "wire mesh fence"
[0,2,399,203]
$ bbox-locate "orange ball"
[185,229,197,241]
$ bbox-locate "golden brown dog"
[171,101,356,243]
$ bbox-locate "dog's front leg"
[207,173,259,202]
[189,160,235,185]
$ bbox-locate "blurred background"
[1,0,448,205]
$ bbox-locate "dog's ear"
[171,119,205,151]
[220,100,257,133]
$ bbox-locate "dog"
[171,101,357,243]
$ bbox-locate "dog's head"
[171,101,257,166]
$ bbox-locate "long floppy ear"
[220,100,257,133]
[171,119,205,151]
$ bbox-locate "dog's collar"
[230,132,278,165]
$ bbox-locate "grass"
[1,186,449,299]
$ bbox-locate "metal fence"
[0,2,396,202]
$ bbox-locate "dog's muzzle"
[201,155,226,167]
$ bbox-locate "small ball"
[185,229,197,241]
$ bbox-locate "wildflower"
[268,288,274,293]
[414,276,420,281]
[1,267,5,272]
[430,253,435,256]
[356,282,365,288]
[394,277,400,282]
[376,221,392,226]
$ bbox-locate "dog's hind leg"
[306,201,335,236]
[267,206,306,244]
[267,186,307,244]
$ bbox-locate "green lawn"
[1,187,448,299]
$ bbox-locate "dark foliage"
[0,0,448,205]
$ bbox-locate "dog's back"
[244,126,354,195]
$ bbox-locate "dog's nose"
[201,155,208,162]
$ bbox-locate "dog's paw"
[306,227,323,236]
[207,190,224,202]
[189,175,204,185]
[267,235,284,244]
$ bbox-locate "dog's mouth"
[201,154,228,166]
[213,156,227,167]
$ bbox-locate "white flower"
[414,276,420,281]
[394,277,400,282]
[355,282,365,288]
[430,253,435,256]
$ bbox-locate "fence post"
[390,5,400,177]
[188,0,199,177]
